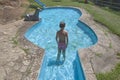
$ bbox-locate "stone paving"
[0,20,44,80]
[0,8,120,80]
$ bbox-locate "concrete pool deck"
[0,8,120,80]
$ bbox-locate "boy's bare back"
[57,30,68,43]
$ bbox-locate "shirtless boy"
[56,22,68,61]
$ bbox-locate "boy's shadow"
[47,59,64,66]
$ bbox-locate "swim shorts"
[58,42,67,50]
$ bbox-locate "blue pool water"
[25,7,97,80]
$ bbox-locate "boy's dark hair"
[60,22,65,28]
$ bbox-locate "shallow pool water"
[25,7,97,80]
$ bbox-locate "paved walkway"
[0,8,120,80]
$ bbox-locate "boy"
[56,22,68,61]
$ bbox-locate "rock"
[24,8,41,21]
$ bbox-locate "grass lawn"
[28,0,120,80]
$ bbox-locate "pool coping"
[27,6,98,80]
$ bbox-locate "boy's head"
[60,22,65,28]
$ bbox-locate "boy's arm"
[66,32,68,47]
[56,32,59,44]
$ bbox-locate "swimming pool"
[25,7,97,80]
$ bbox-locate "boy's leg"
[62,49,66,61]
[57,48,61,61]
